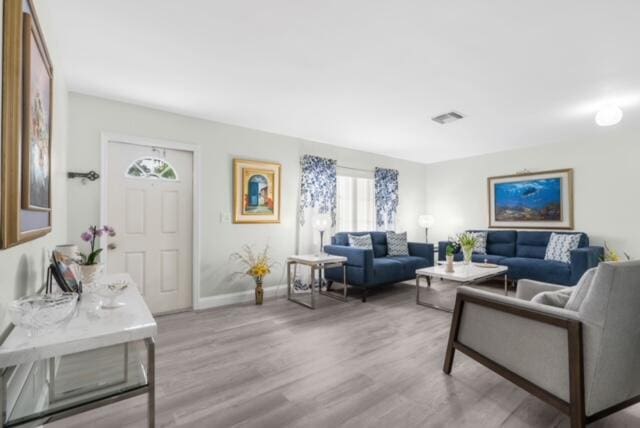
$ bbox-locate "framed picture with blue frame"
[233,159,281,224]
[487,169,574,229]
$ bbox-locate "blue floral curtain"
[375,167,399,230]
[298,155,337,227]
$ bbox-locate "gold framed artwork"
[487,169,574,230]
[1,0,53,248]
[233,159,281,224]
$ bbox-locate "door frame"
[100,132,202,311]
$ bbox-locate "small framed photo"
[233,159,281,224]
[51,251,82,293]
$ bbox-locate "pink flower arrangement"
[80,225,116,265]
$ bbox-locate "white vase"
[445,255,455,273]
[79,264,104,286]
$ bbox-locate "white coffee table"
[415,263,509,312]
[287,254,348,309]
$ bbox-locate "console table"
[0,273,156,427]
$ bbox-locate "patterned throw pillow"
[348,234,373,250]
[544,233,582,264]
[386,231,409,256]
[469,231,488,254]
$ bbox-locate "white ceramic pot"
[79,263,104,286]
[445,254,455,273]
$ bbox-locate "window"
[336,173,375,232]
[126,157,178,180]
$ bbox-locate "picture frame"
[22,11,53,212]
[52,250,82,293]
[487,169,574,230]
[233,159,281,224]
[1,0,53,248]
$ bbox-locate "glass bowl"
[93,280,128,309]
[8,293,78,336]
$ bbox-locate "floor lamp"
[418,214,435,243]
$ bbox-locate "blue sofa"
[324,231,434,301]
[438,230,603,285]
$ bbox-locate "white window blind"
[336,173,375,232]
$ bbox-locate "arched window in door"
[126,157,178,180]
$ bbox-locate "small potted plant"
[445,242,458,273]
[231,244,277,305]
[79,225,116,285]
[456,232,478,265]
[603,242,631,262]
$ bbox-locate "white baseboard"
[195,284,288,310]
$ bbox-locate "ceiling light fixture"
[595,105,623,127]
[432,111,464,125]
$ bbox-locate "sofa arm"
[324,245,374,270]
[408,242,434,266]
[515,279,567,301]
[570,246,603,284]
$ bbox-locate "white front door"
[106,141,193,314]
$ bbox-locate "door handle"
[108,243,117,250]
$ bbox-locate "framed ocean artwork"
[233,159,281,223]
[488,169,574,229]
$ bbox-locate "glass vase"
[462,247,473,265]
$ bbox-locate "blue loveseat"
[438,230,603,285]
[324,231,434,301]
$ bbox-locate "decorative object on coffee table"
[78,225,116,286]
[231,244,277,305]
[445,243,457,273]
[418,214,435,243]
[488,169,574,229]
[456,232,478,265]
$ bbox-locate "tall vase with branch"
[231,245,278,305]
[79,225,116,286]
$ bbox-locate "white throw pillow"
[386,231,409,256]
[544,233,582,264]
[469,231,488,254]
[531,288,573,308]
[348,234,373,250]
[565,267,597,311]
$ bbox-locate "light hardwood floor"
[49,282,640,427]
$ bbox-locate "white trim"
[195,284,288,310]
[100,132,202,311]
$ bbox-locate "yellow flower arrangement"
[231,244,277,282]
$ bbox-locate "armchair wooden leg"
[568,321,586,428]
[443,294,464,374]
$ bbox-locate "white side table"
[0,273,156,427]
[287,254,348,309]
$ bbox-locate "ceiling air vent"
[431,111,464,125]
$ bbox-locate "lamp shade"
[595,105,623,127]
[312,213,332,232]
[418,214,435,228]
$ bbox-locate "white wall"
[0,0,69,332]
[66,93,426,303]
[425,134,640,257]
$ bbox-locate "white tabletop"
[287,254,348,265]
[0,273,157,368]
[416,263,508,282]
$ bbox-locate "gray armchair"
[443,260,640,428]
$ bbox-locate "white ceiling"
[45,0,640,164]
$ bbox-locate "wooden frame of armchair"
[443,290,640,428]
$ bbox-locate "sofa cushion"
[386,231,409,256]
[472,254,506,264]
[545,233,582,264]
[370,232,388,258]
[387,255,429,277]
[484,230,517,257]
[516,231,553,259]
[372,258,403,284]
[349,233,373,250]
[500,257,571,285]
